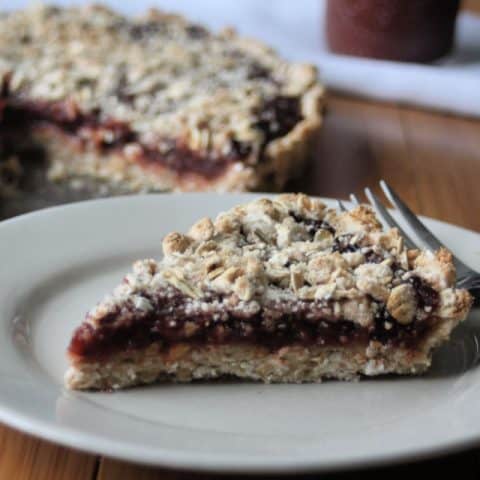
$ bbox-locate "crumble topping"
[84,194,471,334]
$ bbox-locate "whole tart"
[65,194,472,390]
[0,4,324,192]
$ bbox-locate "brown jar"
[326,0,460,63]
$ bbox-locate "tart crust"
[65,194,472,390]
[0,5,324,192]
[65,344,427,391]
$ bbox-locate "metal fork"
[338,180,480,298]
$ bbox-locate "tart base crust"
[65,316,457,390]
[64,344,428,390]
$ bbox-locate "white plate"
[1,193,480,473]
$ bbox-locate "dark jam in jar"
[325,0,460,63]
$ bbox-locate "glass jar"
[326,0,460,62]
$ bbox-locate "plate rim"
[2,397,480,474]
[1,192,479,473]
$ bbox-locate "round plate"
[1,193,480,473]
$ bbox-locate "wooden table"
[3,2,480,478]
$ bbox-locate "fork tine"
[364,188,417,250]
[380,180,474,279]
[380,180,443,251]
[337,200,348,212]
[350,194,360,206]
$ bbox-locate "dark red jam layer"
[0,75,303,179]
[0,100,235,178]
[68,276,439,361]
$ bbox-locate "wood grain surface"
[2,2,480,478]
[0,424,98,480]
[293,96,480,232]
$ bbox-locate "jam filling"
[0,75,302,179]
[254,96,303,144]
[69,295,365,360]
[0,100,233,178]
[290,211,336,237]
[69,277,439,361]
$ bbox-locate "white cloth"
[7,0,480,117]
